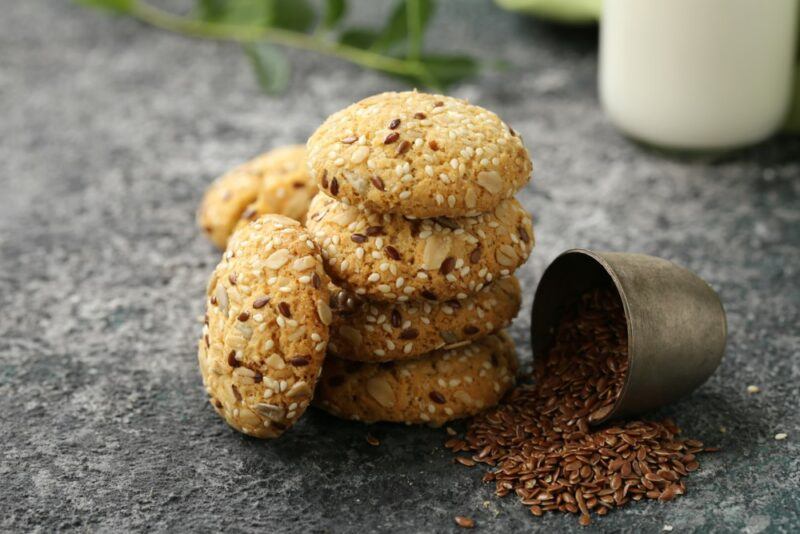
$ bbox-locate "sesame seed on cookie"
[328,277,521,362]
[307,91,532,218]
[305,193,534,303]
[198,214,331,438]
[314,332,518,426]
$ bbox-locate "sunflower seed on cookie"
[314,332,518,426]
[328,277,521,361]
[305,193,534,303]
[198,214,331,438]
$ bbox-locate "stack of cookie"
[303,91,534,426]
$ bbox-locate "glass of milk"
[600,0,799,151]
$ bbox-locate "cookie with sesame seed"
[305,193,533,303]
[198,145,313,249]
[238,145,317,226]
[329,276,521,362]
[307,91,532,218]
[314,332,518,426]
[198,214,332,438]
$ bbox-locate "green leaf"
[338,28,380,49]
[371,0,435,54]
[195,0,228,21]
[243,43,291,94]
[75,0,133,13]
[419,55,480,87]
[385,54,479,89]
[265,0,315,32]
[322,0,347,29]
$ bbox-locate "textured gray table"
[2,1,799,532]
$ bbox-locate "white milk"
[600,0,799,151]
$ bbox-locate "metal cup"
[531,249,727,422]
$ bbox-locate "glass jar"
[600,0,799,151]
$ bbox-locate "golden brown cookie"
[306,193,533,302]
[307,91,532,218]
[314,332,518,426]
[239,145,317,225]
[198,145,312,249]
[198,214,332,438]
[329,277,521,362]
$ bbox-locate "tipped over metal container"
[531,249,727,422]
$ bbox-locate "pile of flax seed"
[446,287,716,526]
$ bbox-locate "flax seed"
[370,176,385,191]
[454,516,474,529]
[446,287,713,525]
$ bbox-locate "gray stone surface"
[1,1,799,532]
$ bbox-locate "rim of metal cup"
[531,248,727,423]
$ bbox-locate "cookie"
[307,91,532,218]
[198,145,312,249]
[329,277,521,362]
[306,193,534,302]
[239,145,317,225]
[314,332,518,426]
[198,214,332,438]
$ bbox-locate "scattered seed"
[396,140,411,155]
[454,516,474,529]
[351,233,367,243]
[330,178,339,196]
[746,385,760,394]
[388,118,401,130]
[278,301,292,318]
[366,433,380,446]
[414,112,426,119]
[341,136,357,144]
[447,288,712,526]
[237,311,250,322]
[384,132,400,144]
[775,433,788,440]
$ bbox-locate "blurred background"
[1,1,798,532]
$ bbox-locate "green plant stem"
[127,1,427,79]
[406,0,422,61]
